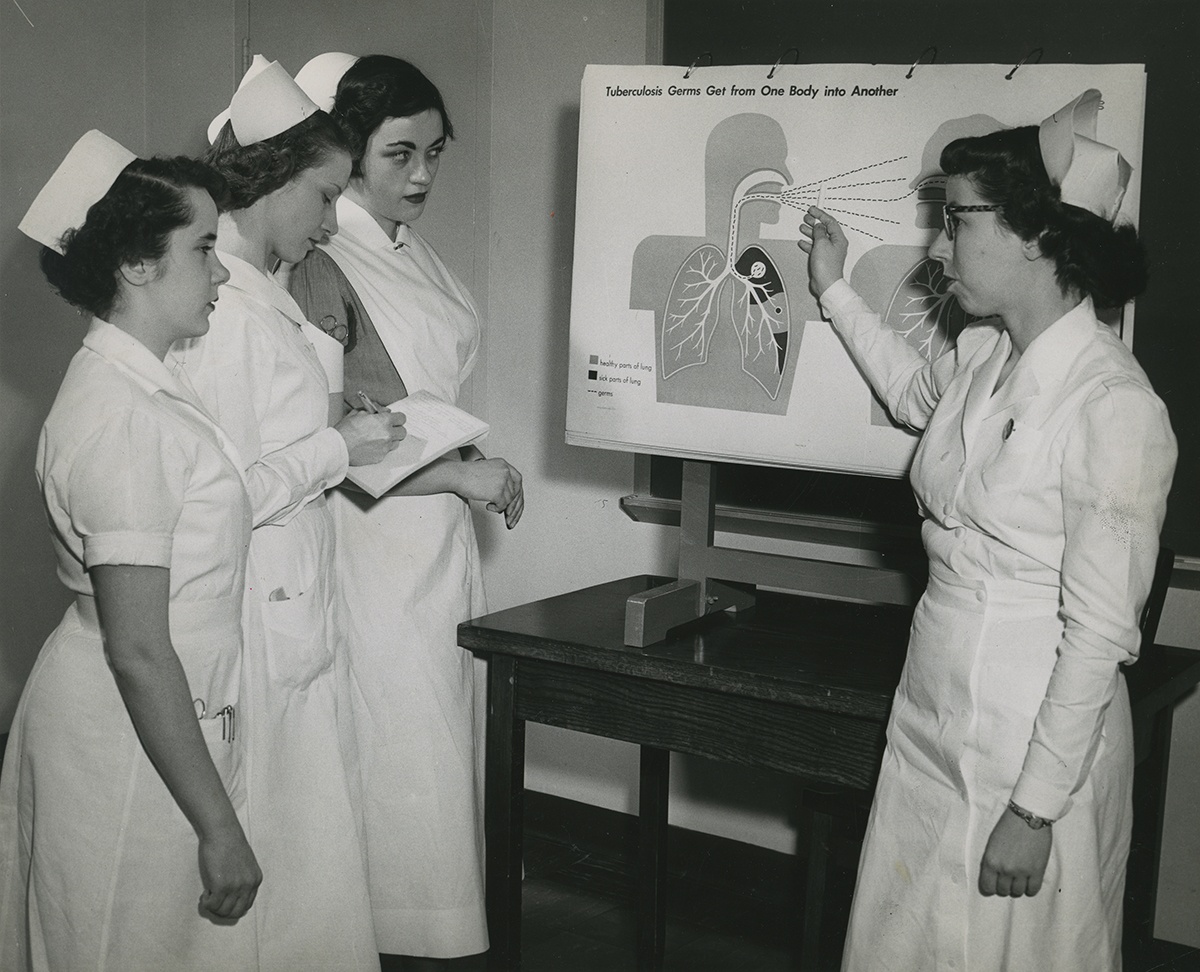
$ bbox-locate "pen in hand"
[357,390,386,414]
[358,391,406,430]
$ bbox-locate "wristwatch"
[1008,800,1054,830]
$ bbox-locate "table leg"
[801,806,833,971]
[1129,705,1176,948]
[486,654,526,971]
[1149,706,1176,937]
[638,745,670,971]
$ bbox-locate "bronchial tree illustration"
[884,257,972,361]
[661,170,804,400]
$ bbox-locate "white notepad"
[344,390,489,499]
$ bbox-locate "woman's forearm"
[244,428,349,527]
[1013,380,1176,820]
[820,280,942,431]
[92,565,243,840]
[376,453,464,497]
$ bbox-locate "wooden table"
[458,575,1200,971]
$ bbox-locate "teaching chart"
[565,63,1145,477]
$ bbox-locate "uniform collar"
[84,318,201,405]
[336,195,413,252]
[1017,297,1100,388]
[95,318,252,477]
[962,328,1012,435]
[980,297,1099,419]
[218,248,309,327]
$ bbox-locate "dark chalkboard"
[653,0,1198,556]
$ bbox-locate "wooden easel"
[624,459,919,646]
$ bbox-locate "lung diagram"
[661,241,790,401]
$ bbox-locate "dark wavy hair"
[332,55,454,176]
[204,109,351,211]
[940,126,1146,309]
[40,156,226,320]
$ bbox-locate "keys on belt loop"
[218,704,236,743]
[194,698,206,719]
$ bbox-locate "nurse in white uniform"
[288,53,523,969]
[0,133,259,970]
[799,91,1177,972]
[178,58,405,972]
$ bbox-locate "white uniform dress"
[820,280,1177,972]
[0,321,256,971]
[290,196,488,957]
[178,252,377,972]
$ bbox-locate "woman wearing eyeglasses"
[799,90,1176,972]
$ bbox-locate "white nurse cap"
[18,130,137,254]
[207,55,319,146]
[1039,89,1132,222]
[295,52,359,112]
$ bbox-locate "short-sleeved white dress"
[0,320,256,971]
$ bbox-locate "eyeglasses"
[942,203,1003,241]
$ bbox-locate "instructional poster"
[565,63,1145,476]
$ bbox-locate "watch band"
[1008,800,1054,830]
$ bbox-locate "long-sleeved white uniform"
[822,279,1177,972]
[289,196,489,958]
[178,252,377,972]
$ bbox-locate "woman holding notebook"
[179,56,404,971]
[289,52,522,969]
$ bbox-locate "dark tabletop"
[459,574,1200,727]
[458,575,913,721]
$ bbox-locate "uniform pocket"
[259,586,335,688]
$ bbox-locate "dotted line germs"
[792,155,909,193]
[824,187,919,203]
[777,193,820,211]
[837,220,884,242]
[824,206,901,225]
[779,187,818,201]
[821,177,908,191]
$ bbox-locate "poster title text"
[604,84,899,99]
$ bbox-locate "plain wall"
[1,0,1196,946]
